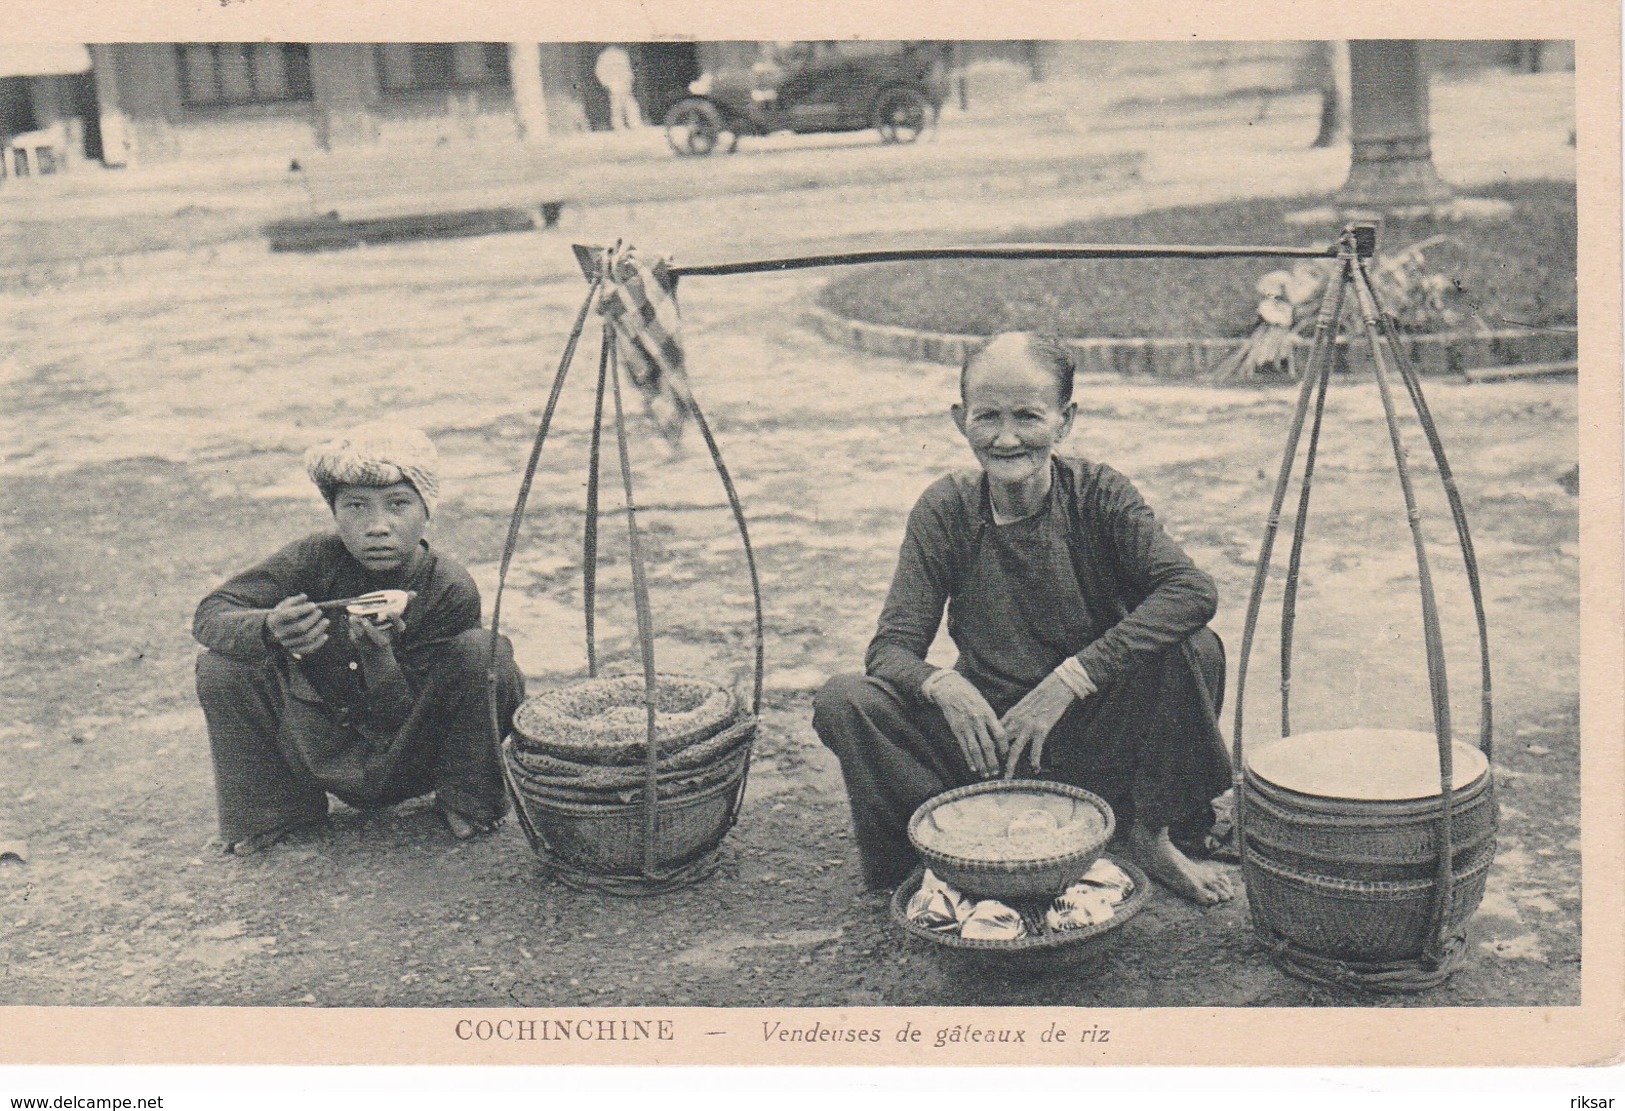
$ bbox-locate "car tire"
[664,98,725,157]
[873,87,931,144]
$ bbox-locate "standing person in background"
[595,45,644,130]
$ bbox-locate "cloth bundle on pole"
[597,244,696,444]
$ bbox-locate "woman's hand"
[1000,672,1077,778]
[924,671,1007,779]
[266,594,328,657]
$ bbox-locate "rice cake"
[917,789,1107,862]
[1246,728,1489,802]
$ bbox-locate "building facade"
[85,42,762,168]
[1,41,1573,171]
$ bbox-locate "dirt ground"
[0,71,1579,1010]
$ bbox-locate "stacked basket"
[487,245,766,896]
[1228,226,1498,991]
[501,674,756,886]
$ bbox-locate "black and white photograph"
[0,0,1617,1077]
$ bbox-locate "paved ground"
[0,69,1579,1010]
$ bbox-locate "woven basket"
[1244,838,1495,964]
[510,756,749,877]
[503,725,753,804]
[511,674,737,767]
[889,857,1150,974]
[1243,765,1497,882]
[506,713,755,783]
[907,780,1114,901]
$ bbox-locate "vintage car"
[663,41,952,156]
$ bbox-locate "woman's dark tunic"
[813,456,1231,888]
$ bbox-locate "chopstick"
[313,592,393,611]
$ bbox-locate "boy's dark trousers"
[196,628,523,845]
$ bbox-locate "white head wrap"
[304,423,440,517]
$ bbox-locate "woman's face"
[952,344,1075,488]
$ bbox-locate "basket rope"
[1351,265,1459,964]
[1277,272,1343,737]
[1229,226,1494,982]
[583,327,612,679]
[486,275,603,782]
[1230,255,1348,871]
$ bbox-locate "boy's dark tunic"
[813,456,1231,888]
[193,532,523,844]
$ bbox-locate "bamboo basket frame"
[487,251,766,896]
[1229,225,1495,991]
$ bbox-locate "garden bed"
[815,180,1577,348]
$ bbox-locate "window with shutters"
[176,44,313,107]
[374,44,511,93]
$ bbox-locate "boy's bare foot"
[226,818,325,856]
[437,802,501,842]
[1123,820,1235,906]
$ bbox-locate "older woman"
[813,333,1233,904]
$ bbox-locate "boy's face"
[332,482,428,574]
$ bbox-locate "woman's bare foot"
[1123,821,1235,906]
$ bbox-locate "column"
[307,44,378,151]
[1335,39,1452,213]
[508,42,548,140]
[88,44,134,167]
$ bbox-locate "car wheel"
[873,87,931,144]
[664,98,725,157]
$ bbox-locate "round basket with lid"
[1227,236,1498,990]
[1242,728,1498,882]
[1240,727,1499,972]
[907,780,1114,901]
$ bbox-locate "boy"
[193,424,524,854]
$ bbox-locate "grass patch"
[816,180,1576,339]
[0,206,256,290]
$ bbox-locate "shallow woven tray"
[889,857,1150,972]
[512,674,738,766]
[908,780,1115,901]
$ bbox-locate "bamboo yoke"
[484,228,1493,965]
